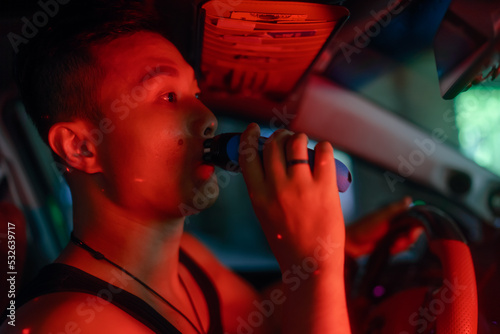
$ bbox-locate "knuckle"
[294,132,308,141]
[316,141,333,153]
[271,128,288,138]
[272,129,294,141]
[287,133,308,152]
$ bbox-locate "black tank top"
[13,250,223,333]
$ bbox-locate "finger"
[239,123,264,185]
[409,226,424,243]
[391,196,413,213]
[390,226,424,255]
[346,196,413,246]
[313,141,336,184]
[262,129,291,183]
[385,196,413,222]
[390,236,410,255]
[367,196,413,225]
[284,133,311,178]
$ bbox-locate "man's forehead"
[96,32,182,65]
[99,31,176,51]
[95,31,191,80]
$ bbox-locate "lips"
[196,163,215,180]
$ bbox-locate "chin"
[181,174,219,215]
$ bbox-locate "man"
[2,1,416,333]
[0,1,351,333]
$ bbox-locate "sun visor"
[194,1,349,118]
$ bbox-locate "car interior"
[1,0,499,332]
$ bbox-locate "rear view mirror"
[434,0,500,100]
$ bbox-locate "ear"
[48,121,102,174]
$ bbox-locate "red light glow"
[196,164,215,180]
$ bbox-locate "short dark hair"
[16,0,162,145]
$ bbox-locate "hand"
[345,197,423,257]
[238,123,346,271]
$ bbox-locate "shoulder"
[180,233,224,271]
[180,233,254,293]
[180,233,271,333]
[180,233,250,288]
[0,292,153,334]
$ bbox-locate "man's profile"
[1,1,415,333]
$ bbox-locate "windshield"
[319,0,500,179]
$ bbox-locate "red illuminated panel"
[199,1,348,99]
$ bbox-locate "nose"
[203,115,217,138]
[189,100,218,139]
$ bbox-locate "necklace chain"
[70,233,205,334]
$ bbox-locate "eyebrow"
[140,65,180,84]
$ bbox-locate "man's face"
[93,31,218,219]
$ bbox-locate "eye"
[161,92,177,103]
[195,92,201,99]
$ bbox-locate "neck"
[60,183,186,290]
